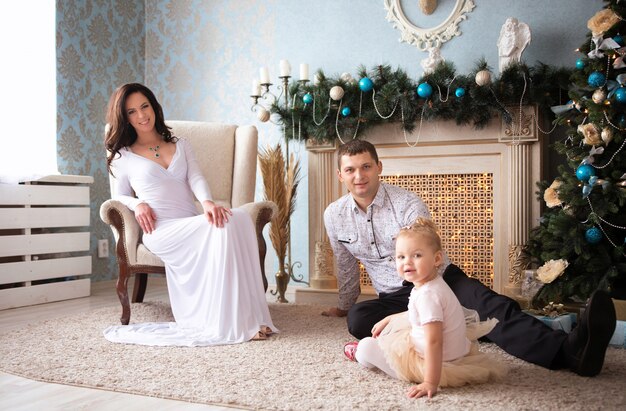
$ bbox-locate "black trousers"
[347,264,568,369]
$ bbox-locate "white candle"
[260,67,270,84]
[300,63,309,81]
[252,79,261,96]
[279,59,291,77]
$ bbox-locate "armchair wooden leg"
[256,208,273,292]
[132,273,148,303]
[116,266,131,326]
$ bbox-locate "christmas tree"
[527,0,626,306]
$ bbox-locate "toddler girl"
[343,218,507,398]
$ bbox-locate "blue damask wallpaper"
[56,0,603,283]
[56,0,145,281]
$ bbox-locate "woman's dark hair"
[105,83,174,174]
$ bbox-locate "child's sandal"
[343,341,358,361]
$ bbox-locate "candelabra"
[251,60,310,302]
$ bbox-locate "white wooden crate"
[0,175,94,310]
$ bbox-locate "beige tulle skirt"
[377,311,508,387]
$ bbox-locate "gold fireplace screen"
[360,173,495,289]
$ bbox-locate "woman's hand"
[201,200,232,228]
[371,317,391,338]
[135,202,157,234]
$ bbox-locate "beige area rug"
[1,302,626,411]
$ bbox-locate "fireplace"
[298,105,547,301]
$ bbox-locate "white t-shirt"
[408,276,471,362]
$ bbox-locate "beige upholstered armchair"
[100,121,277,325]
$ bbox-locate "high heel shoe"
[260,325,274,336]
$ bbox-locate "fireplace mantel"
[299,105,547,301]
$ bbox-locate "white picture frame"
[384,0,475,51]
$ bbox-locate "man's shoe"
[567,290,616,376]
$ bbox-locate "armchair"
[100,121,277,325]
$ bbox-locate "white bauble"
[601,127,613,144]
[340,72,355,84]
[592,89,607,104]
[257,108,270,123]
[330,86,345,101]
[475,70,492,86]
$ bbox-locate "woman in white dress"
[103,83,276,346]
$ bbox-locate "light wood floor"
[0,278,295,411]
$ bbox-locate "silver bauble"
[601,127,613,144]
[330,86,345,101]
[475,70,492,86]
[592,89,607,104]
[257,108,270,123]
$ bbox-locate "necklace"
[148,145,160,158]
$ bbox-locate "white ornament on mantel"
[329,86,344,101]
[421,46,445,75]
[475,70,492,86]
[340,72,355,85]
[497,17,531,73]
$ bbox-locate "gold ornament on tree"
[601,127,613,144]
[592,89,607,104]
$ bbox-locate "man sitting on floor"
[322,139,616,377]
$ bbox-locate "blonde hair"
[396,217,442,251]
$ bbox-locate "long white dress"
[102,138,277,346]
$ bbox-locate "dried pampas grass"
[258,144,301,266]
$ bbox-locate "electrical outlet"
[97,239,109,258]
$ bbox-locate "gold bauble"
[475,70,492,86]
[257,108,270,122]
[592,89,607,104]
[601,127,614,144]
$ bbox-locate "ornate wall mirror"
[384,0,475,51]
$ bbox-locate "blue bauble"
[616,87,626,103]
[358,77,374,92]
[302,93,313,104]
[341,106,351,117]
[576,164,596,182]
[416,82,433,99]
[614,35,624,46]
[576,58,585,70]
[585,227,603,244]
[588,71,606,87]
[455,87,466,98]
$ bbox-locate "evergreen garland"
[264,60,571,143]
